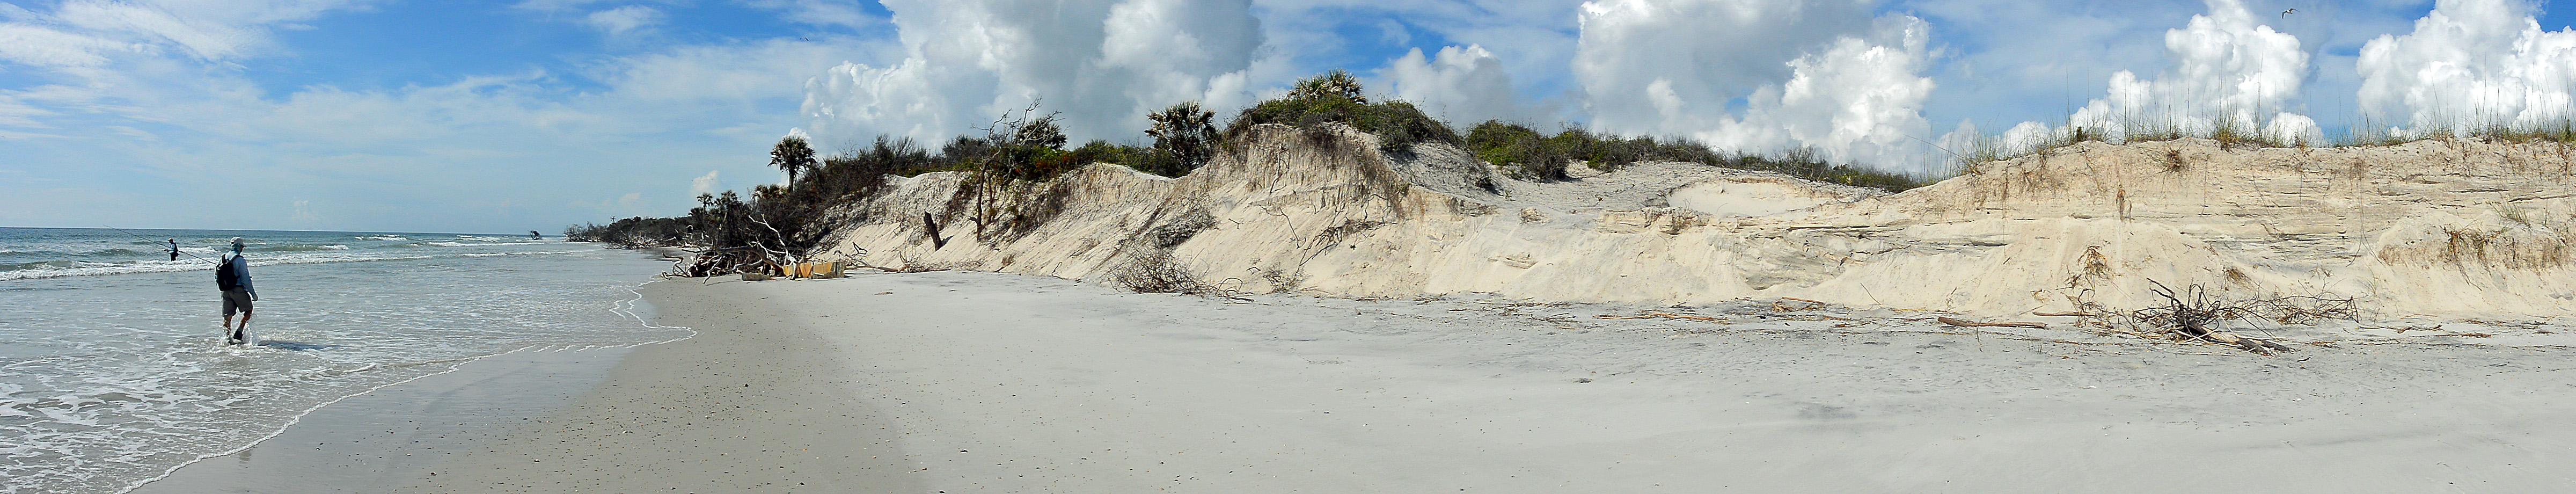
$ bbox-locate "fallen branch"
[1936,317,2048,329]
[1772,297,1827,311]
[2033,311,2097,317]
[2129,280,2311,355]
[1597,313,1724,321]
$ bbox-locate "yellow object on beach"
[807,261,842,279]
[777,261,842,280]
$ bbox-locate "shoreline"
[384,278,921,492]
[135,271,2576,492]
[123,346,635,494]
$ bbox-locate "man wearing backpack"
[217,237,258,345]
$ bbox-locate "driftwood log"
[1597,313,1724,321]
[1936,317,2048,330]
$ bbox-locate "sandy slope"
[410,272,2576,492]
[815,126,2574,331]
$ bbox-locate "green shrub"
[1466,120,1568,181]
[1223,71,1460,157]
[1463,120,1922,191]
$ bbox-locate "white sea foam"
[0,231,675,494]
[0,250,591,281]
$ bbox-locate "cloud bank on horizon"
[2,0,2573,233]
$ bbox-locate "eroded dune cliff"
[815,124,2574,321]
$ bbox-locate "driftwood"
[2128,281,2323,355]
[1597,313,1724,321]
[2032,311,2097,317]
[1936,317,2048,330]
[2418,332,2496,338]
[1772,297,1828,311]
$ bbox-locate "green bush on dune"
[577,69,1940,265]
[1221,70,1462,158]
[1466,120,1922,191]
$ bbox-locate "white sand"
[384,279,918,493]
[377,272,2576,492]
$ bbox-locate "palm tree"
[1146,101,1217,176]
[770,136,819,187]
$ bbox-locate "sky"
[3,0,2574,234]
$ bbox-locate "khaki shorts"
[223,289,254,316]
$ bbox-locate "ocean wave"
[0,250,589,281]
[91,248,144,256]
[352,235,410,241]
[250,244,351,252]
[4,260,77,271]
[427,241,546,247]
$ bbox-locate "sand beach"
[119,131,2576,493]
[134,270,2576,492]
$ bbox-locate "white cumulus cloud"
[690,170,721,196]
[1577,0,1937,173]
[2356,0,2576,136]
[1984,0,2319,154]
[800,0,1266,147]
[1383,45,1527,127]
[1700,16,1937,173]
[1575,0,1876,138]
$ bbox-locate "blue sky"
[2,0,2573,234]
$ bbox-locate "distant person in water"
[167,238,179,261]
[217,237,258,344]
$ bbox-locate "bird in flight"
[2281,8,2296,18]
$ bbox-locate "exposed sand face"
[1804,139,2576,318]
[404,272,2576,492]
[816,126,2574,338]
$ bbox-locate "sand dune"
[817,124,2576,331]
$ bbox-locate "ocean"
[0,227,686,494]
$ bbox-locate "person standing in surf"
[167,238,180,261]
[217,237,258,344]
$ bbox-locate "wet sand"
[126,348,632,494]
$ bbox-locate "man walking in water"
[217,237,258,344]
[166,238,179,261]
